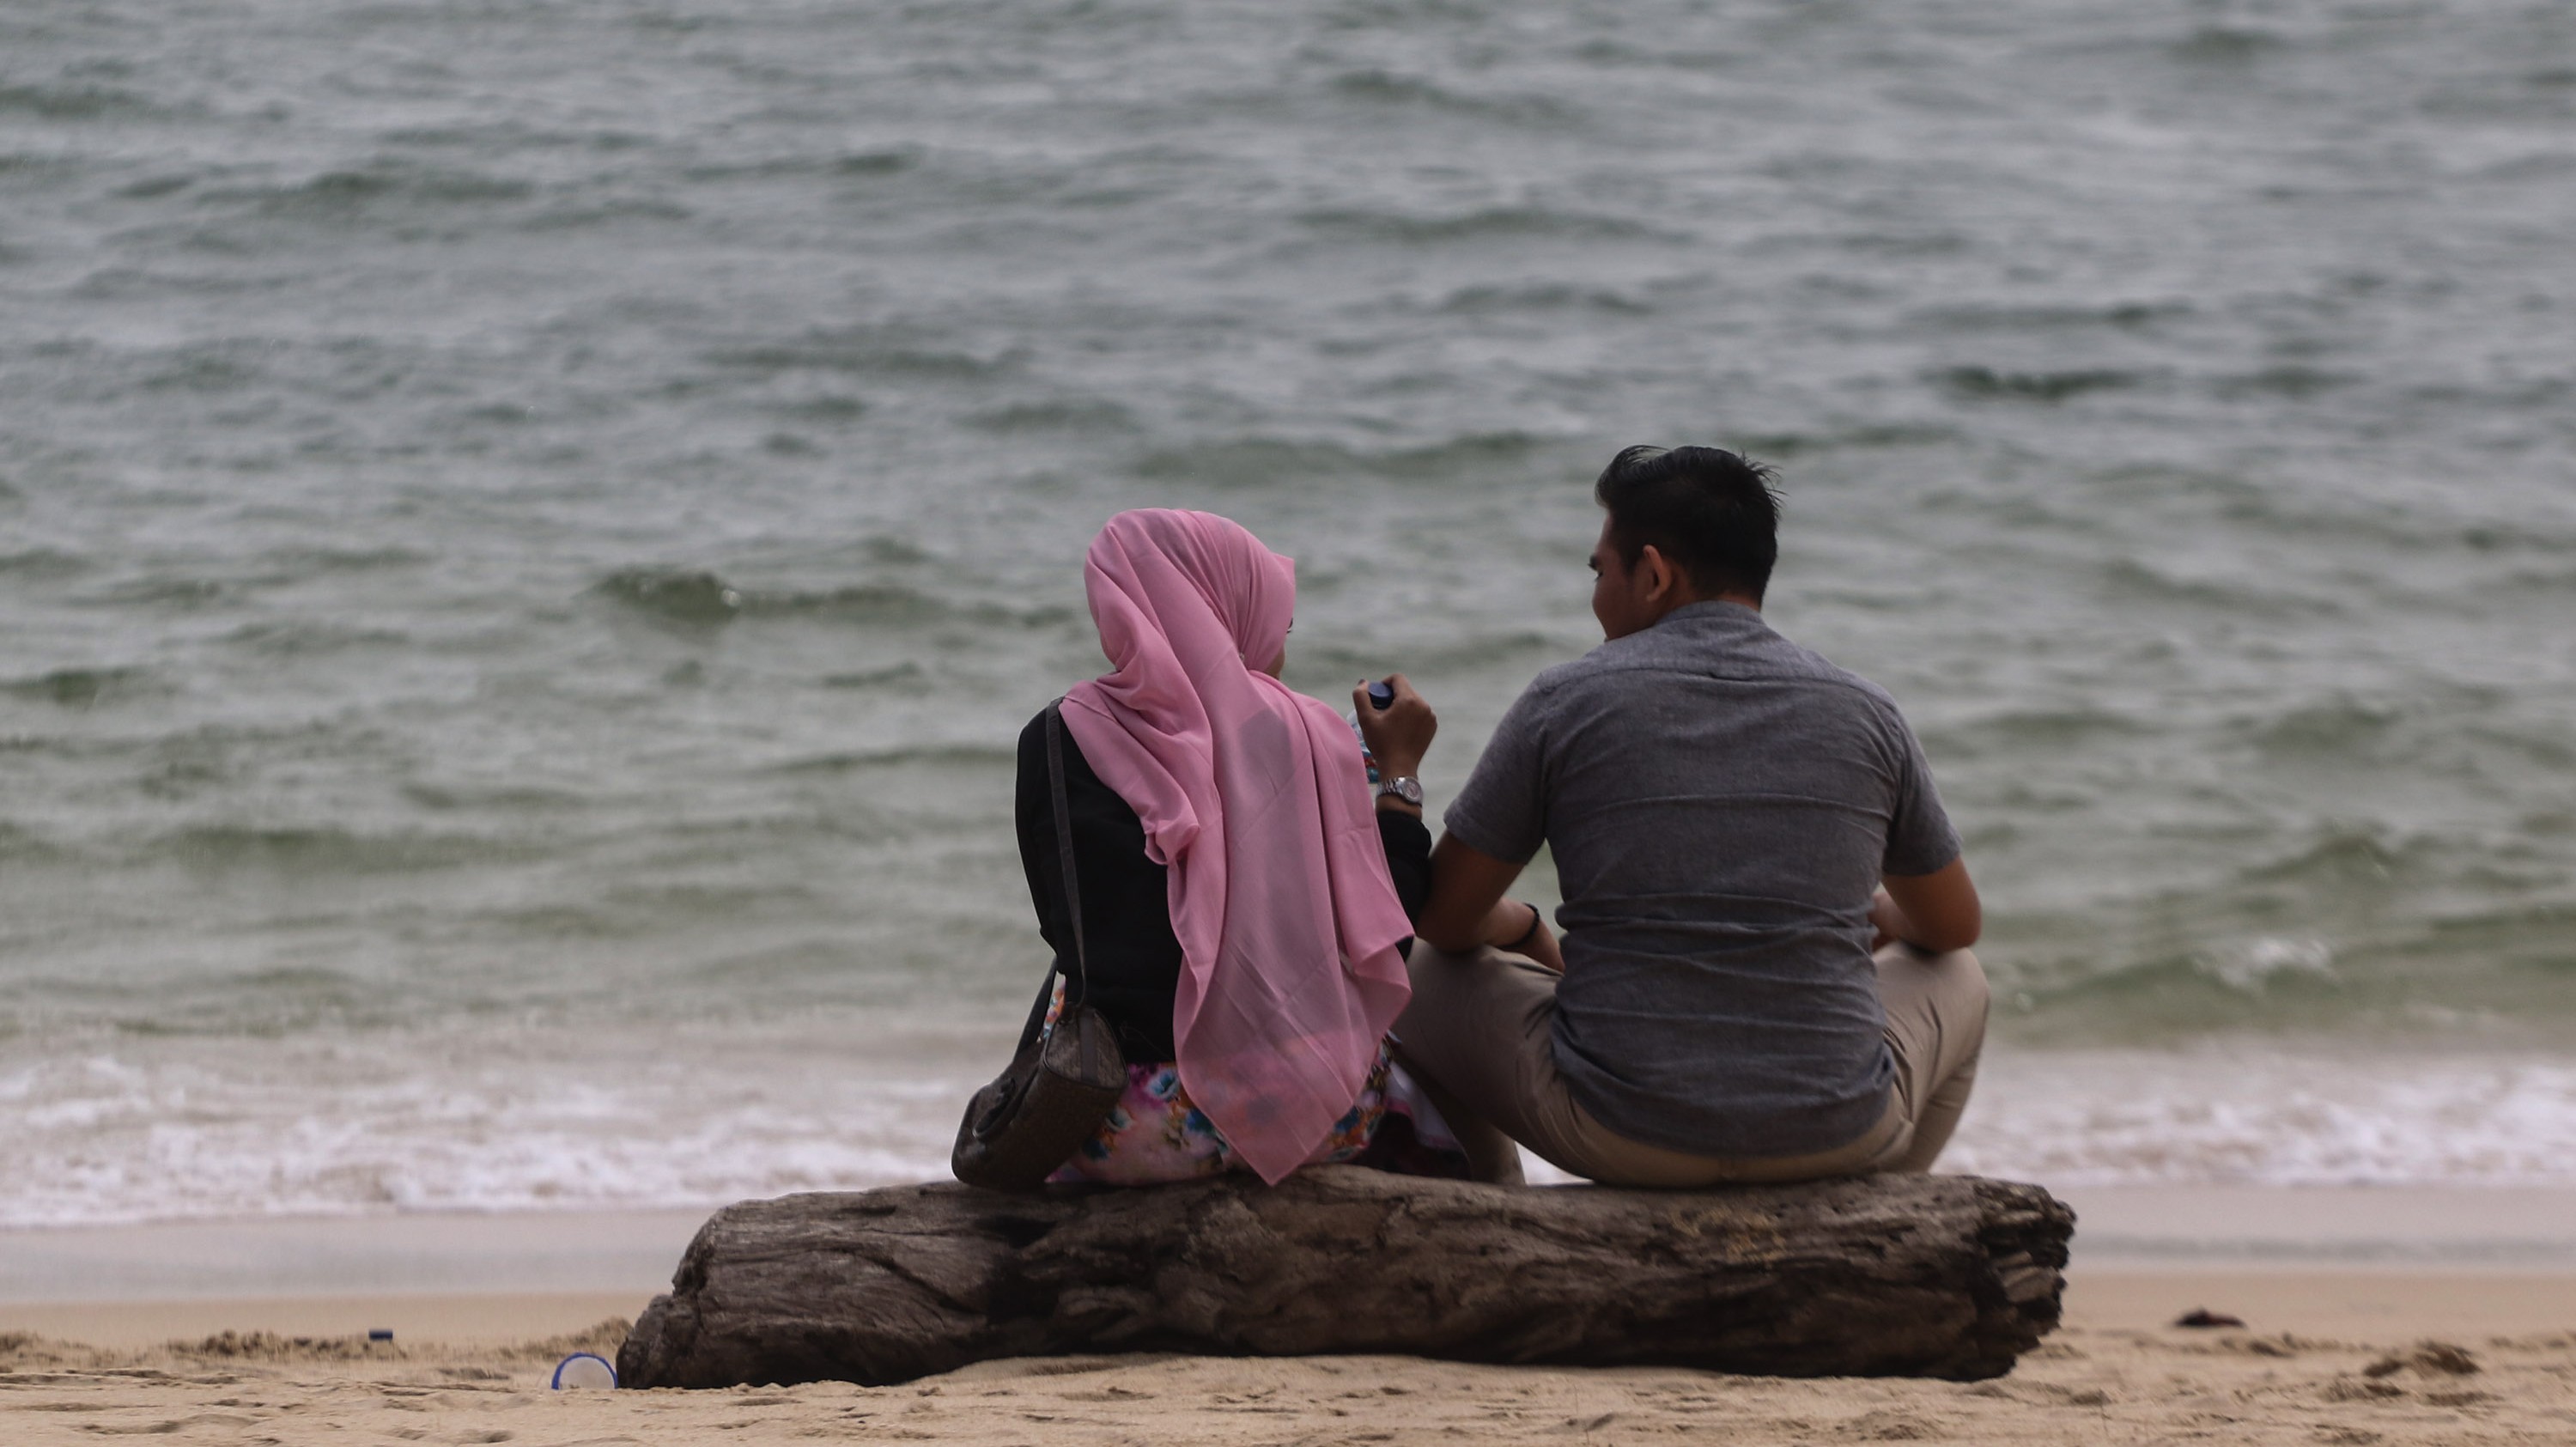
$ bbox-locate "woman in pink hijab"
[1011,508,1454,1184]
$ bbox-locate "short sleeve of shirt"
[1881,709,1962,878]
[1442,683,1551,865]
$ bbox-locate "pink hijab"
[1059,509,1414,1185]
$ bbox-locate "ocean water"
[3,0,2572,1226]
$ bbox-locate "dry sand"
[4,1272,2572,1445]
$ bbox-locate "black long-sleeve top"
[1014,705,1431,1061]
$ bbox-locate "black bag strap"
[1043,701,1090,996]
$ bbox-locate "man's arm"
[1419,835,1565,970]
[1870,856,1981,954]
[1419,835,1519,952]
[1392,670,1565,968]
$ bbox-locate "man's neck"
[1645,591,1760,629]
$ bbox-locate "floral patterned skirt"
[1046,1045,1395,1186]
[1033,978,1465,1185]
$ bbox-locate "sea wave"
[700,331,1019,381]
[0,81,167,122]
[218,163,538,217]
[1133,430,1558,489]
[1326,70,1578,128]
[1,1031,2568,1228]
[0,548,93,580]
[590,566,1069,629]
[0,666,155,708]
[1294,205,1668,246]
[0,1023,988,1228]
[1935,365,2151,403]
[1948,1046,2576,1188]
[142,824,547,875]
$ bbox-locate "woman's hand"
[1352,673,1437,781]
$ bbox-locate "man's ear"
[1637,543,1678,603]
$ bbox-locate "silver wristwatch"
[1374,775,1424,806]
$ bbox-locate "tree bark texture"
[616,1165,2073,1389]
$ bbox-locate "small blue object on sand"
[367,1328,392,1342]
[552,1352,618,1390]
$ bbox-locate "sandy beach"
[3,1268,2573,1445]
[7,1187,2573,1447]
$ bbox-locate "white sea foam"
[0,1022,993,1229]
[1945,1044,2576,1188]
[2193,937,2338,994]
[5,1028,2573,1227]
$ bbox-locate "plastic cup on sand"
[551,1353,618,1390]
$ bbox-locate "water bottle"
[1346,678,1395,784]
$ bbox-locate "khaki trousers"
[1391,943,1989,1188]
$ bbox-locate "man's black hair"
[1592,444,1781,603]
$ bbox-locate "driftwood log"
[617,1165,2073,1389]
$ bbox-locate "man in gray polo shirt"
[1393,444,1988,1187]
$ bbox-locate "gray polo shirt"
[1443,601,1960,1159]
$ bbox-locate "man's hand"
[1868,886,1899,951]
[1874,857,1981,954]
[1479,897,1564,972]
[1352,674,1436,784]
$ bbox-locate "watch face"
[1382,776,1423,805]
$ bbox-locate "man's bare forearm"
[1872,857,1982,954]
[1420,836,1509,951]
